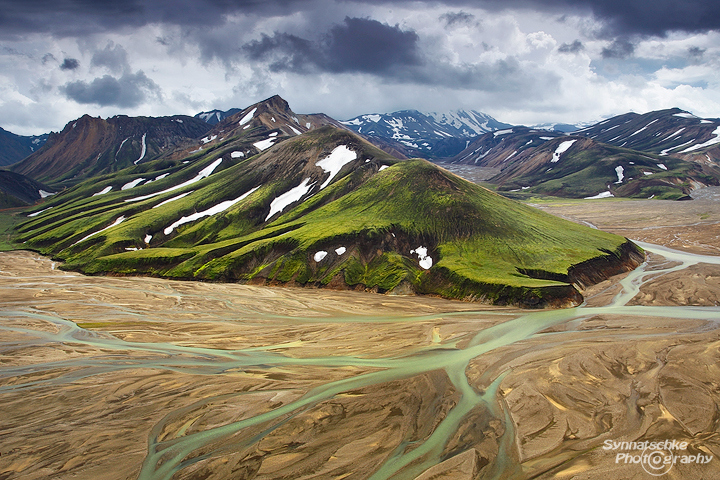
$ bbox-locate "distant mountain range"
[14,95,642,307]
[340,109,512,158]
[449,131,720,200]
[195,108,244,125]
[0,127,48,167]
[0,170,54,208]
[573,107,720,161]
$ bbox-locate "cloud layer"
[0,0,719,135]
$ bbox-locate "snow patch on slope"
[680,126,720,153]
[121,178,146,190]
[253,138,275,151]
[493,129,513,137]
[265,178,315,221]
[551,139,577,163]
[125,158,223,203]
[72,216,126,246]
[134,133,147,164]
[152,191,193,209]
[410,246,433,270]
[615,166,624,184]
[584,191,614,199]
[164,187,259,235]
[92,186,113,196]
[239,108,257,125]
[316,145,357,189]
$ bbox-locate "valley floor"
[1,193,719,479]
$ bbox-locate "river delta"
[1,193,719,480]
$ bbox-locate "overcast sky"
[2,0,720,135]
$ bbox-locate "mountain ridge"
[340,108,511,159]
[10,114,212,187]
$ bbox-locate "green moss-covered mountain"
[17,103,642,307]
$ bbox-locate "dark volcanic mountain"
[0,127,48,167]
[16,97,641,308]
[0,170,55,208]
[180,95,348,159]
[10,114,212,187]
[450,127,720,199]
[342,109,511,159]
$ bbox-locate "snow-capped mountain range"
[340,109,512,158]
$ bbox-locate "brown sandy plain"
[1,188,719,480]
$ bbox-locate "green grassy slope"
[15,126,641,307]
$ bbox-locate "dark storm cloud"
[439,11,476,28]
[688,46,706,60]
[243,33,322,73]
[60,58,80,70]
[558,40,584,54]
[244,16,555,95]
[242,17,422,75]
[601,39,635,59]
[1,0,719,40]
[91,42,129,74]
[62,71,160,107]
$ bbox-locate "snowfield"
[134,133,147,164]
[72,216,126,246]
[316,145,357,189]
[584,191,614,199]
[493,129,513,137]
[681,126,720,153]
[239,108,257,125]
[410,246,433,270]
[126,158,223,203]
[265,178,315,221]
[121,178,146,190]
[615,166,624,184]
[164,187,259,235]
[253,138,276,151]
[551,139,577,163]
[92,186,113,196]
[152,191,193,209]
[28,207,52,217]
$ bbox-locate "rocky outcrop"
[568,240,645,289]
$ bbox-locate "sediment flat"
[1,194,719,479]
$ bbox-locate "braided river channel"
[1,236,719,479]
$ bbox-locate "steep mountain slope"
[10,114,211,187]
[17,121,640,307]
[0,127,48,167]
[0,170,55,208]
[450,127,720,199]
[342,109,511,159]
[574,108,720,166]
